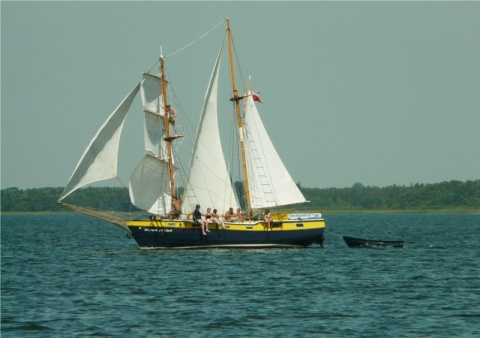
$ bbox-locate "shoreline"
[324,208,480,215]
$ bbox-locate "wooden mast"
[160,54,176,199]
[226,18,252,217]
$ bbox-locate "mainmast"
[226,18,252,216]
[160,54,176,197]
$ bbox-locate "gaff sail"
[243,92,307,209]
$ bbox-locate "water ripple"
[2,214,480,337]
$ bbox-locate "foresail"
[244,93,307,209]
[182,45,240,214]
[128,73,173,215]
[129,155,172,215]
[59,83,140,201]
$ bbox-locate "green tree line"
[1,180,479,213]
[297,180,480,211]
[1,187,133,212]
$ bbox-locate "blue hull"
[129,226,325,249]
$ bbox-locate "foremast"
[226,18,252,217]
[159,54,176,197]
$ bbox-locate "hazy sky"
[2,1,479,190]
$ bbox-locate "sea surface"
[1,213,479,337]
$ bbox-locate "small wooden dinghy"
[343,236,404,248]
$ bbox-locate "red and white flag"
[252,91,262,103]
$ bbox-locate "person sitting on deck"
[236,208,244,222]
[193,204,208,235]
[210,209,227,230]
[263,209,273,230]
[224,207,235,222]
[205,208,213,219]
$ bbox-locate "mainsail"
[182,45,240,213]
[243,92,307,209]
[59,83,140,201]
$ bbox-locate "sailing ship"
[57,18,326,249]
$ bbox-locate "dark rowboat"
[343,236,404,248]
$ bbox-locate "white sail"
[129,155,171,215]
[141,73,169,160]
[59,83,140,201]
[129,73,172,214]
[182,46,240,214]
[243,92,307,209]
[141,73,165,117]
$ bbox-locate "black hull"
[129,226,325,249]
[343,236,404,248]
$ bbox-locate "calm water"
[1,214,479,337]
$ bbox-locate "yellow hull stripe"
[126,219,326,231]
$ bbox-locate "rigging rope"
[166,19,224,59]
[325,228,343,239]
[146,19,224,74]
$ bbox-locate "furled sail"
[182,45,240,214]
[129,73,172,214]
[59,83,140,201]
[243,92,307,208]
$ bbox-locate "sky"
[2,1,479,190]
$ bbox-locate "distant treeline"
[1,180,479,213]
[297,180,480,211]
[1,187,132,212]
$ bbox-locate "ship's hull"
[127,218,326,249]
